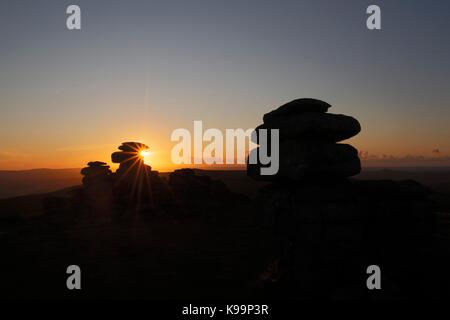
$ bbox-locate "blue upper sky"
[0,0,449,169]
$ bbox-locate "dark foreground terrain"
[1,168,450,299]
[0,169,273,299]
[0,201,272,299]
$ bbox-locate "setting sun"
[139,150,152,158]
[140,149,153,165]
[140,150,151,157]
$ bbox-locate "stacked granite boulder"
[248,98,361,180]
[112,142,149,176]
[79,141,247,215]
[248,99,436,299]
[81,161,112,186]
[79,161,113,211]
[80,161,112,195]
[111,142,173,211]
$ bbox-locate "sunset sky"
[1,0,449,171]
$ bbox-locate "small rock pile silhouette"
[80,161,113,209]
[248,98,361,180]
[81,161,112,186]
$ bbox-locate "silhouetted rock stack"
[79,161,113,210]
[81,161,112,190]
[79,141,245,215]
[112,142,149,175]
[248,99,436,299]
[248,98,361,180]
[81,161,112,184]
[112,142,147,204]
[111,142,173,211]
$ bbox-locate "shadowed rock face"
[248,98,361,181]
[255,179,436,298]
[168,169,244,214]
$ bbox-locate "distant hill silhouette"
[2,167,450,200]
[0,168,81,199]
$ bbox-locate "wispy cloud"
[0,151,30,160]
[358,149,450,166]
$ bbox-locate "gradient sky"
[1,0,449,170]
